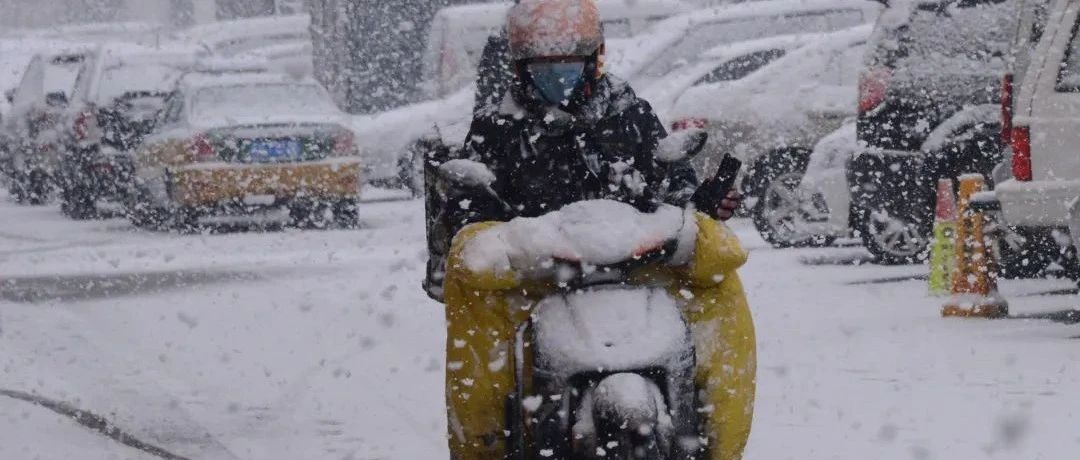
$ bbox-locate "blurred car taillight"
[1010,125,1031,181]
[188,133,217,162]
[858,68,890,114]
[671,118,707,132]
[73,109,100,142]
[1001,74,1013,144]
[333,129,355,156]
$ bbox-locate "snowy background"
[1,0,1080,459]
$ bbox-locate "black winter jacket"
[446,75,700,230]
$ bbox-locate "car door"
[137,92,191,178]
[1028,1,1080,181]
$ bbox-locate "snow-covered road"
[0,196,1078,459]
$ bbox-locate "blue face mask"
[526,61,587,106]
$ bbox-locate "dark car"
[58,43,196,219]
[850,0,1019,263]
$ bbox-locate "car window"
[638,9,866,80]
[68,53,95,104]
[887,0,1016,75]
[693,49,787,86]
[97,63,183,103]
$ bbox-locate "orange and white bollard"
[941,174,1008,318]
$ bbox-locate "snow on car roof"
[95,42,201,64]
[172,14,311,46]
[178,72,320,91]
[5,21,166,45]
[435,0,689,22]
[609,0,880,78]
[699,33,815,61]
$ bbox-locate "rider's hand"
[716,190,741,221]
[608,161,647,198]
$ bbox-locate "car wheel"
[333,198,360,229]
[856,204,930,264]
[9,174,28,204]
[996,227,1054,279]
[26,170,50,205]
[752,170,835,248]
[749,149,833,248]
[170,206,200,233]
[60,186,97,220]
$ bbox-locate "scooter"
[436,130,740,459]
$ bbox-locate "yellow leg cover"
[444,216,757,460]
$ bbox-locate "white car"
[996,0,1080,249]
[639,33,814,118]
[421,0,690,100]
[608,0,880,88]
[664,25,870,242]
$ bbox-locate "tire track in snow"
[0,388,190,460]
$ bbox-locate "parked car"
[665,25,871,245]
[420,0,690,100]
[59,43,198,219]
[990,0,1060,278]
[639,33,811,117]
[1,46,89,204]
[851,0,1021,263]
[608,0,880,88]
[995,0,1080,280]
[127,73,362,231]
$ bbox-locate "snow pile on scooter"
[534,287,692,376]
[461,200,698,277]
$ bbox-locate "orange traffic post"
[942,174,1008,318]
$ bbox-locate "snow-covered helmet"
[506,0,605,107]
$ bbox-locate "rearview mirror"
[656,129,708,163]
[45,91,68,108]
[438,159,496,189]
[4,89,14,104]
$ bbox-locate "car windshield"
[192,83,337,119]
[890,0,1017,74]
[97,63,182,102]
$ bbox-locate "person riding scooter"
[440,1,755,459]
